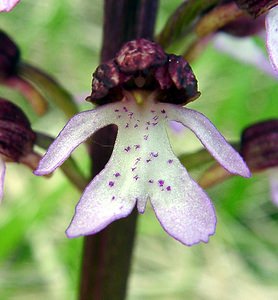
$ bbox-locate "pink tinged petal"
[166,105,251,178]
[0,158,5,202]
[66,175,137,238]
[213,33,278,79]
[269,168,278,206]
[34,103,119,175]
[0,0,20,12]
[266,7,278,73]
[150,164,216,246]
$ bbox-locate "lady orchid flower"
[0,0,20,12]
[35,39,250,246]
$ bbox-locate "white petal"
[34,103,119,175]
[66,99,217,244]
[214,33,278,78]
[266,7,278,73]
[66,173,137,238]
[0,158,5,202]
[149,157,216,246]
[166,105,251,177]
[0,0,20,12]
[269,168,278,207]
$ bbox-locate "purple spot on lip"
[166,186,171,191]
[131,167,137,172]
[134,175,139,181]
[114,172,120,177]
[152,122,158,126]
[135,157,141,165]
[114,109,119,112]
[161,109,166,114]
[125,123,129,128]
[144,135,149,140]
[146,159,151,163]
[109,181,114,187]
[153,115,159,121]
[124,146,131,152]
[135,144,140,150]
[146,121,151,125]
[168,159,173,164]
[134,124,139,128]
[158,180,164,187]
[148,179,154,183]
[111,196,115,201]
[123,107,128,112]
[151,152,158,157]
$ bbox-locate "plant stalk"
[79,1,158,300]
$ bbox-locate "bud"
[0,98,39,166]
[241,119,278,172]
[0,30,20,79]
[0,98,41,201]
[87,38,200,105]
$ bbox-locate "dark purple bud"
[87,38,200,105]
[235,0,278,17]
[0,30,20,79]
[0,98,36,162]
[241,119,278,171]
[220,15,265,36]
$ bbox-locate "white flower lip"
[35,91,250,246]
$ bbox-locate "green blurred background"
[0,1,277,299]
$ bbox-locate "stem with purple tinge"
[78,1,158,300]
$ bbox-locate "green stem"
[156,0,219,49]
[35,132,87,192]
[18,63,78,118]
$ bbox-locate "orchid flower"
[35,39,250,246]
[0,0,20,12]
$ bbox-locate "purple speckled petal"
[269,169,278,206]
[150,164,216,246]
[0,0,20,12]
[214,33,278,79]
[66,170,137,238]
[166,105,251,177]
[0,158,6,202]
[266,7,278,72]
[34,103,120,176]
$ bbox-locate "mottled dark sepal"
[116,39,167,73]
[0,98,35,162]
[88,38,199,105]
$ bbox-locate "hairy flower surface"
[0,0,20,12]
[35,39,250,245]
